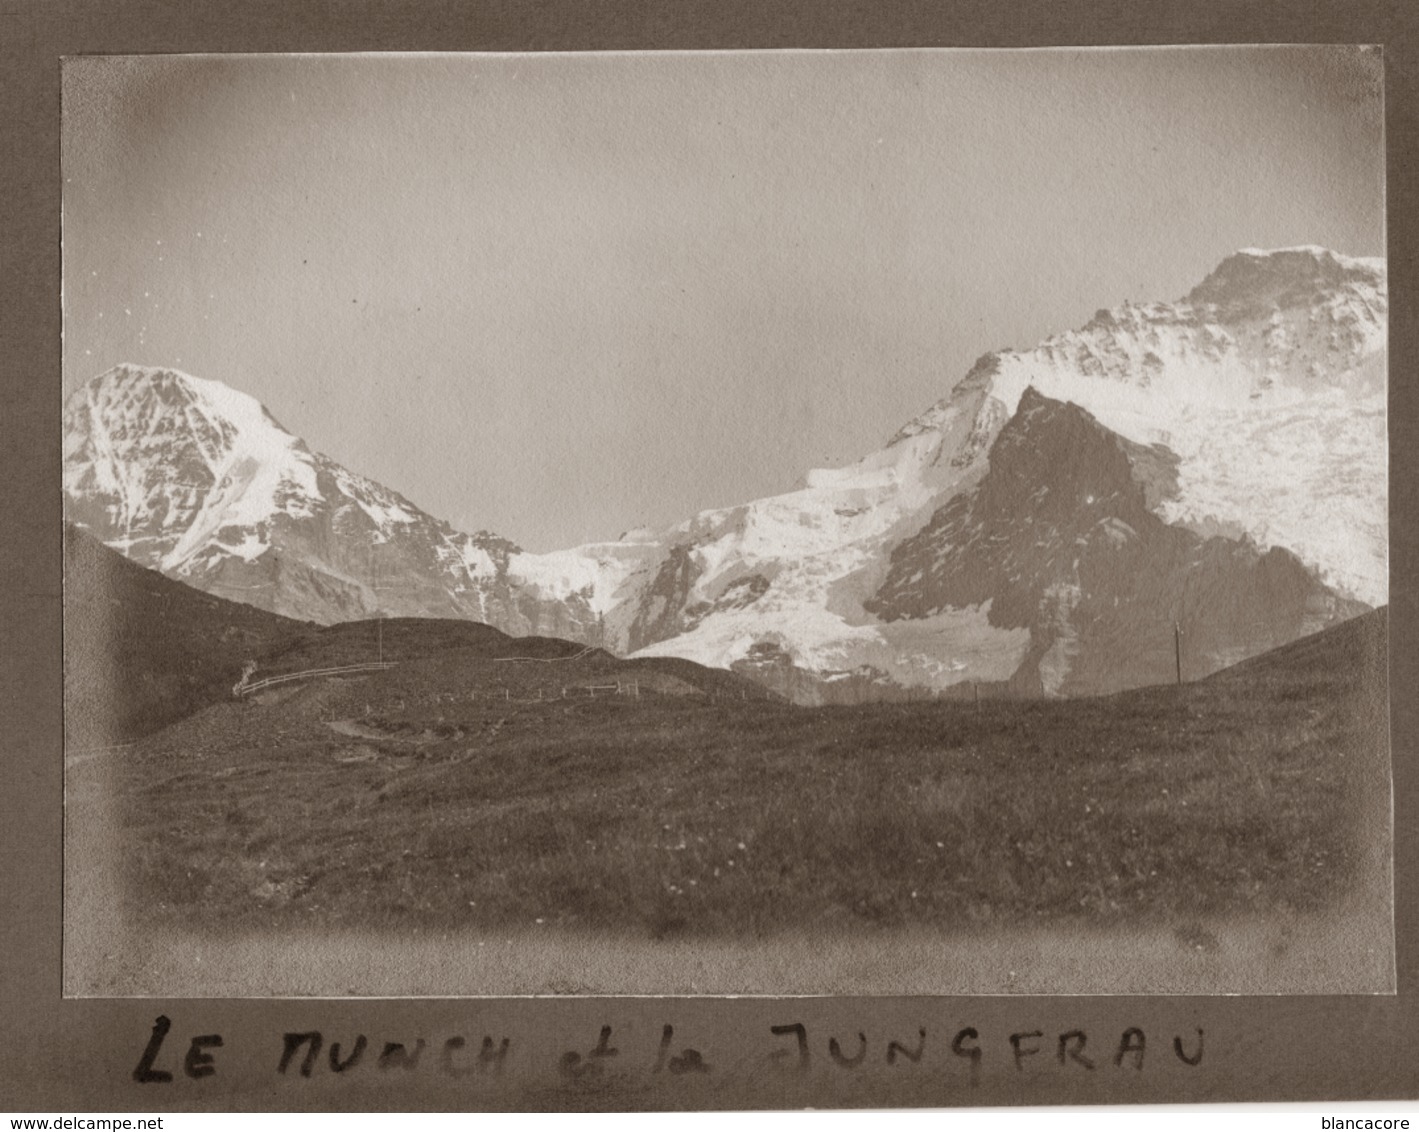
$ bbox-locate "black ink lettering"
[828,1032,868,1069]
[669,1049,711,1075]
[654,1025,674,1073]
[591,1026,618,1060]
[329,1036,367,1073]
[769,1023,810,1071]
[951,1028,982,1087]
[557,1051,589,1079]
[183,1035,223,1080]
[1114,1028,1145,1070]
[378,1040,427,1071]
[887,1029,927,1065]
[559,1026,619,1080]
[442,1037,472,1077]
[278,1032,323,1078]
[132,1015,174,1084]
[479,1037,511,1073]
[1056,1031,1095,1071]
[1173,1029,1204,1067]
[443,1035,510,1076]
[653,1025,708,1074]
[1010,1031,1044,1071]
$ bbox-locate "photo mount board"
[4,0,1418,1111]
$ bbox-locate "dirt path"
[63,743,133,768]
[326,719,393,741]
[325,718,454,744]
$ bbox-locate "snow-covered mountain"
[64,246,1386,698]
[620,246,1386,693]
[62,365,653,635]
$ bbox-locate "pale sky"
[61,48,1385,551]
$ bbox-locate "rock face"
[65,246,1387,698]
[866,388,1365,695]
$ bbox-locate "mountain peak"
[1232,244,1384,269]
[64,364,323,574]
[888,241,1384,452]
[64,363,615,640]
[1185,245,1386,317]
[75,364,296,441]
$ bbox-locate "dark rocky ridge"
[867,387,1366,695]
[624,544,703,653]
[1187,247,1382,319]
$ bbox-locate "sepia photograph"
[59,46,1391,1000]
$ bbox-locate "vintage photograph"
[60,47,1391,998]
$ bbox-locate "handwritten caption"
[131,1015,1204,1086]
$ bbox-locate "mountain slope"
[63,523,311,746]
[865,387,1364,695]
[63,365,650,638]
[1202,603,1387,703]
[890,246,1387,602]
[625,247,1385,691]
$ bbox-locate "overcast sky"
[61,48,1384,551]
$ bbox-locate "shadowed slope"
[63,523,311,747]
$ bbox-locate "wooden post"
[1174,622,1183,686]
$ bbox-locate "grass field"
[64,610,1391,995]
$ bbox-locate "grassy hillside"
[63,524,312,747]
[85,604,1389,945]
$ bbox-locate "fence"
[65,741,135,765]
[235,662,398,697]
[391,679,643,708]
[233,657,645,705]
[492,646,599,664]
